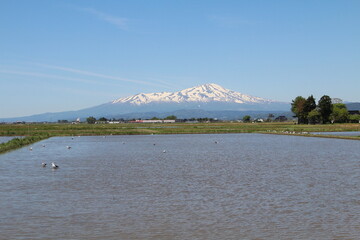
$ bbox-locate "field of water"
[1,133,360,239]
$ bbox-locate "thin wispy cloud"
[35,63,176,89]
[0,69,120,87]
[82,8,128,30]
[50,85,121,99]
[141,76,193,90]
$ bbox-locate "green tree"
[291,96,307,124]
[86,116,96,124]
[318,95,333,124]
[331,103,349,123]
[304,95,316,116]
[151,117,160,120]
[266,113,274,122]
[58,120,69,123]
[164,115,177,120]
[197,118,211,122]
[308,109,321,124]
[349,114,360,123]
[98,117,108,122]
[242,115,251,123]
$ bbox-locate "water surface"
[1,134,360,239]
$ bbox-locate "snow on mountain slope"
[112,83,274,105]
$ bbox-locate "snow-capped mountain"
[112,83,273,105]
[0,83,291,122]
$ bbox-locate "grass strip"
[0,135,50,154]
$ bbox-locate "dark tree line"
[291,95,351,124]
[85,115,179,124]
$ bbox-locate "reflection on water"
[1,134,360,239]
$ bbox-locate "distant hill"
[109,109,293,121]
[0,83,292,122]
[346,102,360,111]
[0,109,293,122]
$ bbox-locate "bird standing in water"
[51,162,59,169]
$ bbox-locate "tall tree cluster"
[291,95,318,124]
[318,95,333,124]
[291,95,349,124]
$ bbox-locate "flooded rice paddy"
[1,133,360,239]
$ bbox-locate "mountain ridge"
[112,83,276,105]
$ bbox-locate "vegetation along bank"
[0,135,50,154]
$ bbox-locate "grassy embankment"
[0,135,50,154]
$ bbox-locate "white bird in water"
[41,162,47,167]
[163,150,166,153]
[29,147,33,151]
[51,162,59,169]
[67,146,71,149]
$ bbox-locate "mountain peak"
[191,83,226,92]
[112,83,274,105]
[200,83,223,88]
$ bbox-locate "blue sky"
[1,0,359,118]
